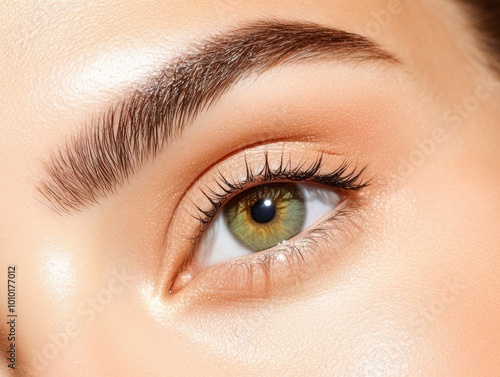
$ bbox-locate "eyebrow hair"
[38,20,399,213]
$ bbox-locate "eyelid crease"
[37,19,397,214]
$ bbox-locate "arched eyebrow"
[37,20,400,214]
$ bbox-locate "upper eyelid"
[189,151,369,244]
[37,19,399,214]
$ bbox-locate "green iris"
[224,184,305,251]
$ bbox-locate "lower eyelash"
[198,201,365,298]
[190,151,369,244]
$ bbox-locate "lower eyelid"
[169,199,366,300]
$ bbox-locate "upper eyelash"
[189,151,370,242]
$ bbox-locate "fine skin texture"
[0,1,500,376]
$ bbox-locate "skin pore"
[1,1,500,376]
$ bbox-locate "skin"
[1,0,500,376]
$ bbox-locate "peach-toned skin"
[1,1,500,376]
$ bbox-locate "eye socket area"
[171,182,342,292]
[162,146,371,297]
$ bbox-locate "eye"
[197,183,340,269]
[167,147,369,295]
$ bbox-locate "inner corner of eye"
[173,183,341,289]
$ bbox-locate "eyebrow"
[38,20,399,213]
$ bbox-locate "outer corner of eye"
[169,182,343,294]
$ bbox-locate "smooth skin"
[1,1,500,376]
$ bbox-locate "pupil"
[251,198,276,224]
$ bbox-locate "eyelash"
[190,151,369,245]
[169,151,370,295]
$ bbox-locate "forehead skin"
[1,1,500,376]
